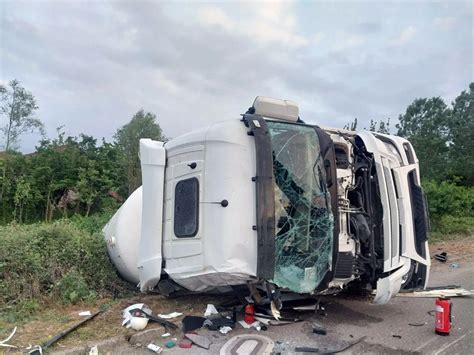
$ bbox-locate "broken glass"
[267,121,334,293]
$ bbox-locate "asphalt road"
[166,258,474,354]
[54,257,473,355]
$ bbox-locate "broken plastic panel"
[267,121,334,293]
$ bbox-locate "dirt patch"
[0,293,232,352]
[429,237,474,262]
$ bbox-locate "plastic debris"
[204,304,219,317]
[126,308,178,330]
[450,263,460,269]
[179,338,193,349]
[158,312,183,319]
[182,316,206,332]
[79,311,92,317]
[184,333,212,349]
[165,341,176,348]
[239,320,260,329]
[434,252,447,262]
[161,333,171,338]
[89,345,98,355]
[122,304,152,327]
[130,316,149,331]
[204,315,235,330]
[219,326,233,335]
[147,343,163,353]
[397,288,474,298]
[0,327,17,349]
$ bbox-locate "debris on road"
[204,304,219,317]
[122,304,152,327]
[165,340,176,348]
[88,345,98,355]
[184,333,212,349]
[238,320,260,329]
[204,315,235,330]
[397,288,473,298]
[450,263,460,268]
[434,252,448,262]
[29,311,101,355]
[182,315,206,332]
[408,322,426,326]
[219,326,233,335]
[158,312,183,319]
[179,338,193,349]
[312,321,327,335]
[146,343,163,353]
[294,335,366,354]
[126,307,178,330]
[392,334,402,339]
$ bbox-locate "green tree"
[114,109,165,195]
[0,80,44,152]
[396,97,450,180]
[447,83,474,185]
[13,176,31,223]
[0,80,44,220]
[367,118,391,134]
[343,118,358,131]
[76,160,101,216]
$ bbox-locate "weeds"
[0,219,127,320]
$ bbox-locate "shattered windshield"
[267,121,333,293]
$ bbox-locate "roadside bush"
[0,219,125,311]
[423,180,474,238]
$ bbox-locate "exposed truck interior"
[104,96,430,312]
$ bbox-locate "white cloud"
[433,17,457,30]
[390,26,417,46]
[310,32,325,44]
[198,3,308,48]
[198,7,235,32]
[332,32,365,51]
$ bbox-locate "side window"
[174,177,199,238]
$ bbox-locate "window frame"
[173,177,200,238]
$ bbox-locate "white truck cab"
[104,97,430,306]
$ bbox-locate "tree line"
[1,80,473,225]
[345,83,474,186]
[0,80,164,224]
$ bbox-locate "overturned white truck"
[104,97,430,306]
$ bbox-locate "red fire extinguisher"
[244,303,255,324]
[435,297,452,335]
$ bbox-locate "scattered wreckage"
[104,96,431,312]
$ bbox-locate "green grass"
[0,218,128,322]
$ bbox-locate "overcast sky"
[1,0,473,152]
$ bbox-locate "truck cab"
[104,96,430,305]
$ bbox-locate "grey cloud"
[1,1,472,152]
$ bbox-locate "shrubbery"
[423,180,474,238]
[0,219,126,315]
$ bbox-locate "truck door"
[162,146,204,276]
